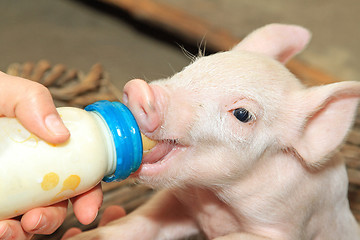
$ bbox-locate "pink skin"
[65,24,360,240]
[122,24,360,238]
[124,80,187,178]
[122,68,277,187]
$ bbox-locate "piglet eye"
[233,108,252,123]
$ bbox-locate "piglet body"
[69,24,360,239]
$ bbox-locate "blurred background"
[1,0,360,238]
[1,0,359,92]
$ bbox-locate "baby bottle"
[0,100,155,220]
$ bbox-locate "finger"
[0,220,31,240]
[14,80,70,144]
[0,72,70,144]
[60,227,82,240]
[71,184,103,225]
[98,205,126,227]
[21,201,68,235]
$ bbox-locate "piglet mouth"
[137,138,186,175]
[142,139,180,164]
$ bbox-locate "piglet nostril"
[123,79,161,133]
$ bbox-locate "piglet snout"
[123,79,161,133]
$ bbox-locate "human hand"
[0,72,103,240]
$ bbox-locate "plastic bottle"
[0,100,154,220]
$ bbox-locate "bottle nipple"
[141,133,157,155]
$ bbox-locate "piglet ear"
[285,81,360,168]
[232,24,311,64]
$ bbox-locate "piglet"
[68,24,360,239]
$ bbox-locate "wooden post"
[100,0,341,85]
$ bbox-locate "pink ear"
[285,81,360,168]
[233,24,311,64]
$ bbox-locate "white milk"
[0,100,146,220]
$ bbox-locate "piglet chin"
[135,140,186,177]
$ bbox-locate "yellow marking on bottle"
[15,133,39,144]
[46,142,58,147]
[51,175,81,203]
[41,172,60,191]
[22,133,58,147]
[9,128,58,147]
[60,175,81,192]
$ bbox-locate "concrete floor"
[0,0,192,91]
[1,0,359,94]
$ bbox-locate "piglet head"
[123,24,360,189]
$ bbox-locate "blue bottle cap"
[85,100,143,182]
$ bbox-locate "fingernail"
[45,114,70,136]
[0,223,11,240]
[31,214,46,232]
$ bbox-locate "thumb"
[0,72,70,144]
